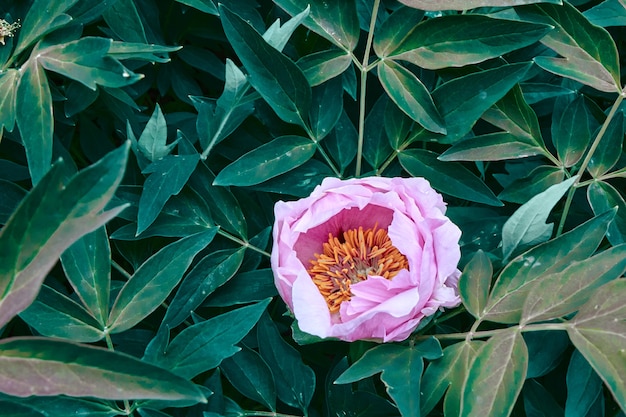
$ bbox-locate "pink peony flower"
[271,177,462,343]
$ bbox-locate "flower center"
[308,225,409,313]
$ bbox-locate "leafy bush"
[1,0,626,416]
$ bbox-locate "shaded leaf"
[587,110,624,178]
[398,0,561,10]
[587,181,626,246]
[221,347,276,411]
[309,76,343,141]
[363,96,393,169]
[498,165,565,204]
[297,49,352,86]
[204,269,278,307]
[524,331,570,378]
[14,0,78,55]
[459,250,492,319]
[175,0,217,15]
[0,69,18,133]
[373,7,425,58]
[0,393,121,417]
[565,350,604,417]
[552,95,597,167]
[523,379,564,417]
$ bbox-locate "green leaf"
[459,250,492,319]
[523,379,564,417]
[257,314,316,412]
[587,181,626,246]
[297,49,353,87]
[0,393,121,417]
[552,95,597,167]
[373,7,424,58]
[214,136,315,187]
[0,69,18,133]
[137,104,177,162]
[14,0,79,55]
[459,330,528,417]
[220,347,276,411]
[157,299,270,379]
[0,144,129,329]
[16,58,53,184]
[204,269,278,307]
[498,165,565,204]
[363,96,393,169]
[519,2,621,93]
[163,248,245,328]
[273,0,359,51]
[439,132,545,162]
[219,5,311,127]
[37,37,141,90]
[0,180,27,225]
[262,5,310,52]
[108,41,181,63]
[336,339,442,417]
[524,331,570,378]
[501,176,577,261]
[584,0,626,27]
[137,154,200,235]
[421,341,482,416]
[387,15,551,70]
[399,149,502,206]
[107,228,218,333]
[431,62,533,144]
[568,279,626,413]
[587,110,624,178]
[0,337,205,402]
[565,350,604,417]
[325,110,358,172]
[384,99,413,151]
[175,0,218,15]
[397,0,561,10]
[309,76,343,141]
[521,244,626,324]
[484,209,615,324]
[102,0,148,43]
[378,60,445,134]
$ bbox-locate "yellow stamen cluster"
[308,226,409,313]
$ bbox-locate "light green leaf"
[584,0,626,27]
[0,144,129,329]
[162,247,245,328]
[137,104,177,162]
[501,176,577,261]
[0,337,205,402]
[484,209,614,324]
[297,49,352,86]
[137,154,200,235]
[439,132,545,162]
[373,7,425,58]
[398,0,561,10]
[459,250,492,319]
[378,60,445,134]
[587,181,626,246]
[214,136,315,187]
[107,228,218,333]
[587,110,624,178]
[16,58,53,184]
[107,41,181,63]
[387,14,551,70]
[568,279,626,413]
[498,165,565,204]
[262,5,310,52]
[14,0,79,55]
[399,149,502,206]
[219,5,311,127]
[0,69,18,133]
[459,330,528,417]
[273,0,359,51]
[221,347,276,411]
[157,299,271,379]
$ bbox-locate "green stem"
[355,0,381,177]
[111,260,132,280]
[217,229,271,257]
[556,87,626,236]
[414,322,568,342]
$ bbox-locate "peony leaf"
[373,6,425,58]
[439,132,545,162]
[107,228,218,333]
[398,0,561,11]
[565,350,604,416]
[174,0,218,15]
[521,244,626,324]
[156,299,270,379]
[583,0,626,28]
[552,95,597,167]
[257,314,316,412]
[568,280,626,413]
[459,330,528,417]
[458,250,493,319]
[587,181,626,246]
[484,209,614,324]
[524,331,570,378]
[213,136,316,187]
[309,76,343,141]
[501,176,577,261]
[0,393,120,417]
[0,69,18,133]
[0,144,129,330]
[219,4,311,127]
[136,104,178,163]
[0,337,205,402]
[363,96,393,169]
[587,111,624,178]
[204,269,278,307]
[14,0,78,55]
[498,165,565,204]
[296,49,352,87]
[522,379,564,416]
[399,149,502,206]
[386,15,551,70]
[162,247,245,329]
[325,110,358,173]
[378,60,445,134]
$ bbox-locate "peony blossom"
[271,177,462,343]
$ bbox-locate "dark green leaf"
[459,330,528,417]
[399,149,502,206]
[221,347,276,411]
[175,0,218,15]
[552,95,597,167]
[363,96,393,169]
[565,350,604,417]
[439,132,545,162]
[204,269,278,307]
[523,379,564,417]
[459,250,492,319]
[388,15,551,70]
[102,0,148,43]
[107,228,218,333]
[0,69,18,133]
[378,60,445,134]
[325,111,358,173]
[219,5,311,127]
[587,110,624,178]
[108,41,181,63]
[568,279,626,413]
[0,393,121,417]
[16,59,53,184]
[373,7,424,58]
[297,49,352,86]
[524,331,570,378]
[163,247,245,328]
[0,144,129,329]
[157,299,270,379]
[498,165,565,204]
[273,0,359,51]
[0,180,26,225]
[15,0,78,55]
[584,0,626,27]
[137,154,200,235]
[398,0,561,10]
[501,176,577,261]
[0,337,205,402]
[587,181,626,246]
[214,136,315,187]
[257,314,316,412]
[484,209,615,324]
[309,77,343,141]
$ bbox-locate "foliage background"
[1,0,626,416]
